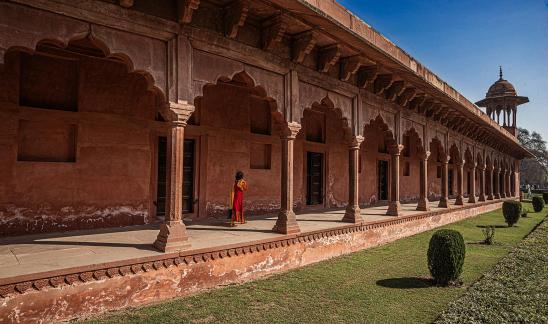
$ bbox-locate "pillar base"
[438,197,450,208]
[495,193,501,199]
[455,195,464,206]
[479,194,486,202]
[343,205,363,223]
[487,194,494,200]
[273,210,300,234]
[468,195,477,203]
[500,193,507,199]
[386,201,402,216]
[153,221,191,253]
[416,198,430,211]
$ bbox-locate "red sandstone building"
[0,0,531,246]
[0,0,534,321]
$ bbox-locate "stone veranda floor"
[0,199,478,280]
[85,202,546,323]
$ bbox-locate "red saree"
[230,179,248,225]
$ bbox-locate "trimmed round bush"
[427,229,465,285]
[502,201,522,227]
[543,192,548,204]
[532,196,545,212]
[521,209,528,217]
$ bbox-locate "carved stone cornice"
[225,0,249,39]
[280,122,302,140]
[178,0,201,24]
[317,44,341,73]
[292,30,317,64]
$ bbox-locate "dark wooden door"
[156,137,167,216]
[378,160,389,201]
[182,139,195,214]
[307,152,323,205]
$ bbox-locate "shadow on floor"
[376,277,434,289]
[476,225,509,228]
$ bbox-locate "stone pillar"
[154,103,194,252]
[343,136,365,223]
[468,163,477,203]
[499,170,506,198]
[487,166,494,200]
[273,122,301,234]
[494,168,501,199]
[386,144,403,216]
[416,150,430,211]
[479,165,486,202]
[438,155,450,208]
[455,161,464,205]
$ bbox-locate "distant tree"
[518,128,548,186]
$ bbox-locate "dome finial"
[499,66,503,80]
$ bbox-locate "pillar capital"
[163,101,195,127]
[388,143,404,156]
[418,150,431,161]
[280,122,302,140]
[348,135,364,150]
[439,155,451,164]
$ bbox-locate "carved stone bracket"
[262,14,287,51]
[357,65,379,89]
[119,0,134,8]
[178,0,201,24]
[292,30,316,63]
[317,44,341,73]
[225,0,249,39]
[340,56,373,81]
[396,87,416,107]
[373,74,393,95]
[385,80,405,102]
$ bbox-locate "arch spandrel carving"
[379,110,395,136]
[192,50,245,85]
[298,81,327,121]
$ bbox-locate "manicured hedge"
[427,229,465,285]
[542,192,548,204]
[502,201,522,227]
[532,196,544,212]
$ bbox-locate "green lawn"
[436,217,547,323]
[88,203,546,324]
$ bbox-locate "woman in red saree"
[229,171,248,227]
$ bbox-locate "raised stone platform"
[0,199,505,323]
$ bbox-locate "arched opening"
[400,128,423,203]
[189,71,285,220]
[448,144,461,199]
[464,148,474,198]
[427,138,446,201]
[296,97,351,209]
[486,155,493,199]
[361,115,396,205]
[0,34,167,236]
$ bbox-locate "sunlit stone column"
[438,155,450,208]
[479,165,486,202]
[506,171,512,197]
[154,103,194,252]
[343,136,365,223]
[386,144,403,216]
[468,163,477,203]
[417,150,430,211]
[455,160,465,205]
[273,122,301,234]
